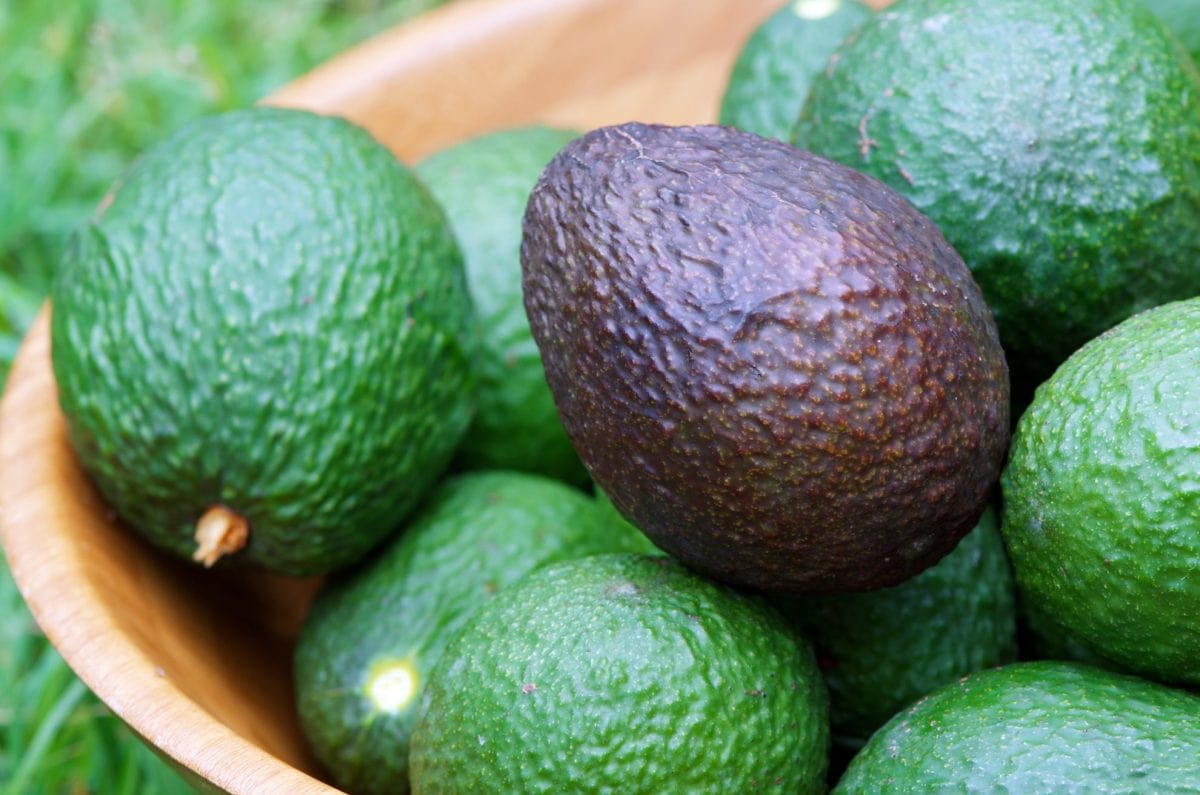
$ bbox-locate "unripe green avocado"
[410,553,831,794]
[521,121,1010,593]
[51,107,476,575]
[794,0,1200,396]
[835,661,1200,793]
[416,127,590,487]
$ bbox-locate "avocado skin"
[416,127,591,487]
[51,107,476,575]
[719,0,873,141]
[775,506,1017,746]
[521,122,1009,593]
[794,0,1200,396]
[294,471,650,795]
[834,661,1200,793]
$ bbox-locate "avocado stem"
[193,505,249,568]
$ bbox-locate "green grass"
[0,1,450,791]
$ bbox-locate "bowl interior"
[0,0,885,792]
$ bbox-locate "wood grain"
[0,0,890,792]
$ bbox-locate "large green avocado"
[793,0,1200,396]
[520,121,1010,593]
[1001,297,1200,686]
[410,553,831,794]
[51,107,476,575]
[834,661,1200,793]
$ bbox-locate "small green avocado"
[521,121,1010,593]
[51,107,476,575]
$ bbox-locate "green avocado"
[1143,0,1200,65]
[50,107,476,575]
[1001,297,1200,686]
[794,0,1200,397]
[520,121,1010,593]
[416,127,590,487]
[719,0,873,141]
[409,553,830,794]
[293,471,651,795]
[774,506,1017,749]
[834,661,1200,793]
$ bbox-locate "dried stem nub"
[193,505,250,568]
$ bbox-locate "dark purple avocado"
[520,122,1009,594]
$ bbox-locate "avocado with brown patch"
[520,122,1009,593]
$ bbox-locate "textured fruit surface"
[794,0,1200,392]
[775,506,1016,745]
[294,471,649,795]
[409,553,830,794]
[834,661,1200,793]
[416,127,589,486]
[719,0,872,141]
[1001,298,1200,686]
[521,121,1009,593]
[1144,0,1200,64]
[593,488,660,555]
[51,106,475,575]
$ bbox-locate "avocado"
[720,0,873,141]
[1144,0,1200,65]
[793,0,1200,397]
[294,471,649,794]
[593,487,661,555]
[774,506,1017,748]
[1001,297,1200,686]
[834,661,1200,793]
[520,121,1010,593]
[50,107,476,575]
[415,127,590,487]
[409,553,830,794]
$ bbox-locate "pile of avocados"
[45,0,1200,791]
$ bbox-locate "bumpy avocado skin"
[719,0,873,141]
[1144,0,1200,65]
[834,661,1200,793]
[416,127,590,487]
[775,506,1017,746]
[51,107,476,575]
[294,471,651,795]
[521,122,1010,593]
[794,0,1200,395]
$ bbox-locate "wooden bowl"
[0,0,887,791]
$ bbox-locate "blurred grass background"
[0,1,449,790]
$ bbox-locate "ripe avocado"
[521,121,1010,593]
[834,661,1200,793]
[793,0,1200,396]
[415,127,590,487]
[50,107,476,575]
[409,553,830,794]
[294,471,649,794]
[774,506,1017,747]
[1001,297,1200,686]
[720,0,873,141]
